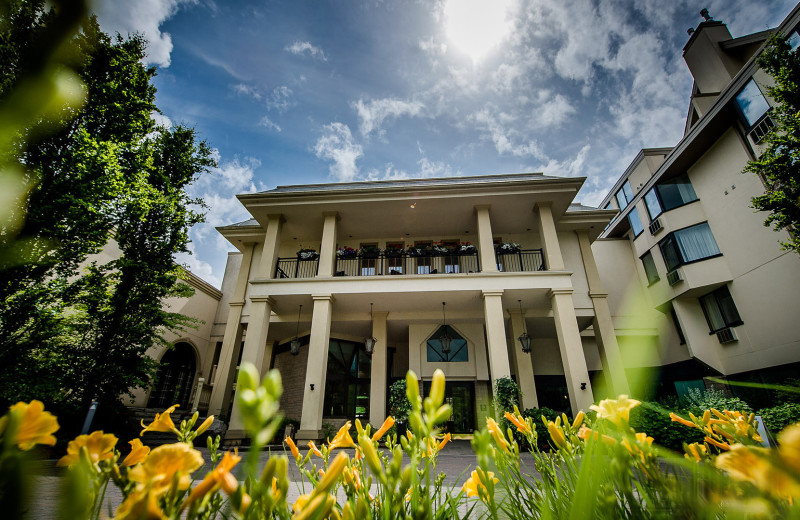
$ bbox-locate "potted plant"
[431,242,450,256]
[458,242,477,254]
[297,248,319,260]
[384,244,405,257]
[495,242,521,255]
[336,246,357,259]
[358,245,381,258]
[406,244,428,257]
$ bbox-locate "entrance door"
[147,342,196,409]
[443,382,475,434]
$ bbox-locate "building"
[597,7,800,400]
[135,6,800,441]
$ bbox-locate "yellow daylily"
[57,431,118,467]
[0,400,59,450]
[128,442,204,493]
[546,420,568,449]
[371,416,395,442]
[186,450,242,505]
[486,417,511,453]
[140,404,180,436]
[308,440,323,458]
[504,411,531,435]
[115,487,166,520]
[462,469,498,501]
[670,412,697,429]
[285,436,301,461]
[328,422,356,450]
[195,415,214,435]
[121,438,150,467]
[590,395,641,427]
[293,494,312,514]
[438,432,451,451]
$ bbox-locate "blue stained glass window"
[426,325,468,362]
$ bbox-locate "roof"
[567,203,601,212]
[253,172,565,196]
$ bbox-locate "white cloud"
[266,86,294,113]
[285,41,328,61]
[470,108,546,159]
[259,116,281,132]
[175,244,220,287]
[535,92,576,129]
[233,83,262,100]
[150,111,172,128]
[91,0,196,67]
[417,157,458,178]
[353,97,425,137]
[313,123,363,182]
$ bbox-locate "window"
[735,78,771,128]
[385,241,404,274]
[615,180,634,209]
[658,222,721,272]
[657,173,698,211]
[644,188,663,219]
[670,308,686,345]
[628,207,644,237]
[324,339,371,419]
[700,286,742,333]
[426,325,468,362]
[641,251,659,285]
[789,30,799,50]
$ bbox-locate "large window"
[735,78,771,128]
[641,251,659,285]
[628,207,644,237]
[645,173,698,219]
[426,325,468,362]
[700,286,743,333]
[324,339,371,420]
[658,222,721,272]
[615,180,634,209]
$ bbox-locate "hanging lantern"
[440,302,452,354]
[517,299,532,353]
[291,304,302,356]
[364,302,377,356]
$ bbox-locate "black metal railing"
[334,252,481,277]
[495,248,546,272]
[275,257,320,279]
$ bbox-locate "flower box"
[495,242,520,254]
[297,249,319,260]
[336,247,357,259]
[358,246,381,258]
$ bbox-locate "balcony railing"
[275,257,320,278]
[495,248,546,272]
[335,252,481,277]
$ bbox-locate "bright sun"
[443,0,514,63]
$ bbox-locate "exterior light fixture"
[290,304,302,356]
[580,382,587,390]
[440,302,452,354]
[364,302,377,356]
[517,300,532,353]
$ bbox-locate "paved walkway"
[24,441,536,519]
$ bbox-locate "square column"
[297,294,335,440]
[207,244,255,416]
[318,212,339,277]
[368,311,389,426]
[508,307,539,409]
[549,289,594,413]
[260,214,284,279]
[576,230,630,395]
[475,205,499,272]
[226,297,275,439]
[482,291,512,388]
[535,202,565,270]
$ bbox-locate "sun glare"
[443,0,513,63]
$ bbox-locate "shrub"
[683,387,753,415]
[629,401,704,452]
[518,406,560,449]
[493,376,520,414]
[388,379,411,424]
[758,402,800,436]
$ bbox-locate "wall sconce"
[310,384,315,391]
[440,302,452,354]
[364,302,377,356]
[580,382,587,390]
[291,304,303,356]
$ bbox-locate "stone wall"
[274,345,309,421]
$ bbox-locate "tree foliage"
[0,0,215,432]
[744,35,800,253]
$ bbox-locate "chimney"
[682,10,741,94]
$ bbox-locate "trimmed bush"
[683,387,753,415]
[758,402,800,436]
[629,401,704,452]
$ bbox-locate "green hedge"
[758,402,800,436]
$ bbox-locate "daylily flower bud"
[429,369,446,407]
[195,415,214,436]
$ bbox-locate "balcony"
[495,249,546,272]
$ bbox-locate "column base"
[295,429,323,441]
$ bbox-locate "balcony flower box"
[457,242,477,255]
[336,246,357,259]
[384,246,405,258]
[406,245,430,257]
[431,243,451,256]
[495,242,520,254]
[297,248,319,260]
[358,245,381,258]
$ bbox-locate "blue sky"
[91,0,796,287]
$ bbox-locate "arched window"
[426,325,468,362]
[147,342,196,409]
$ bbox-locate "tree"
[0,0,215,432]
[744,35,800,254]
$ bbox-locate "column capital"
[266,213,285,223]
[322,211,340,220]
[312,294,336,303]
[229,301,245,307]
[250,296,277,306]
[372,310,389,319]
[473,204,491,212]
[481,290,504,299]
[547,288,573,298]
[533,201,553,212]
[588,291,609,299]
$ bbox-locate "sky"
[90,0,797,288]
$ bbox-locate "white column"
[475,205,498,272]
[227,296,276,438]
[297,294,335,440]
[508,307,539,409]
[207,244,254,416]
[549,289,594,413]
[318,212,338,277]
[483,291,512,389]
[259,214,284,279]
[535,202,565,270]
[576,230,630,396]
[369,311,389,426]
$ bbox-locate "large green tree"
[744,35,800,254]
[0,0,214,431]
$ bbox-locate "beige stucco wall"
[408,322,490,381]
